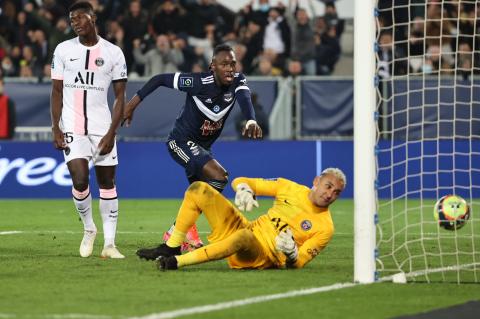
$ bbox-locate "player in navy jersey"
[123,44,262,258]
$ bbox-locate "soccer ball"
[433,195,470,230]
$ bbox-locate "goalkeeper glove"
[235,183,259,212]
[275,228,298,263]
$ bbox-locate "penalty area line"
[129,282,358,319]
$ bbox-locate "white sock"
[72,187,96,232]
[99,187,118,247]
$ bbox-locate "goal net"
[374,0,480,283]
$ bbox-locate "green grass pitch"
[0,199,479,319]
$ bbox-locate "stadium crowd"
[377,0,480,79]
[0,0,344,80]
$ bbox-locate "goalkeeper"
[137,167,346,270]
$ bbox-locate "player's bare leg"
[96,165,124,259]
[68,159,96,257]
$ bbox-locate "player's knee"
[72,181,89,193]
[206,175,229,193]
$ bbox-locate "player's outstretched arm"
[50,79,66,150]
[123,94,141,127]
[123,73,177,127]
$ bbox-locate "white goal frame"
[353,0,377,283]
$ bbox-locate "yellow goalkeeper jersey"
[232,177,334,268]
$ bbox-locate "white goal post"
[353,0,377,283]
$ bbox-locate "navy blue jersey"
[136,71,256,149]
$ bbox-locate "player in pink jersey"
[50,1,127,259]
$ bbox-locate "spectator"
[376,31,407,78]
[323,1,344,38]
[263,7,291,66]
[286,58,303,77]
[315,25,341,75]
[1,56,17,77]
[151,0,187,36]
[252,54,282,76]
[0,77,16,139]
[408,16,425,73]
[14,11,31,49]
[288,7,316,75]
[458,41,474,79]
[105,20,125,50]
[181,0,220,39]
[48,17,75,61]
[239,20,264,73]
[18,45,35,78]
[121,0,149,73]
[31,29,50,77]
[171,33,200,72]
[236,92,269,139]
[422,44,441,74]
[133,35,184,77]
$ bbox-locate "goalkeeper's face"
[309,174,344,208]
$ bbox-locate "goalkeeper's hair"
[69,1,94,14]
[320,167,347,187]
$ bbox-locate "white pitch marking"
[128,282,358,319]
[0,231,23,235]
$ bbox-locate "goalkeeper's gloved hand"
[235,183,259,212]
[275,228,298,263]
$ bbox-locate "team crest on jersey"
[213,105,220,113]
[180,77,193,87]
[301,220,312,231]
[95,57,104,67]
[223,92,233,102]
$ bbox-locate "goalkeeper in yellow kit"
[136,167,346,270]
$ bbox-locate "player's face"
[211,51,237,86]
[69,9,96,37]
[309,174,344,208]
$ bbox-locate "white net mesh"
[375,0,480,283]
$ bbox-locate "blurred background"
[0,0,354,142]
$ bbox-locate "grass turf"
[0,199,479,319]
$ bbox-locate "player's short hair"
[69,1,94,14]
[320,167,347,188]
[213,44,234,57]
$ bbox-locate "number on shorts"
[64,132,74,144]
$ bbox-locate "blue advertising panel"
[0,141,322,199]
[3,140,476,200]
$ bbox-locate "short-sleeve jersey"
[231,177,335,268]
[168,71,250,149]
[51,37,127,136]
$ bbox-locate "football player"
[50,1,127,258]
[123,44,262,256]
[149,168,346,270]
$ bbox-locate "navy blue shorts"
[166,139,213,181]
